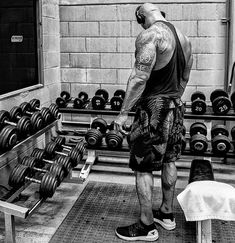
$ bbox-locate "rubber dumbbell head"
[91,89,109,110]
[110,89,126,111]
[73,92,89,109]
[191,91,207,115]
[105,130,124,149]
[211,124,231,154]
[210,89,231,115]
[0,125,18,150]
[48,103,60,120]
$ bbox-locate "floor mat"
[49,181,234,243]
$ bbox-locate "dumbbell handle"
[25,110,34,116]
[42,158,54,164]
[55,151,68,157]
[25,176,41,184]
[31,167,48,174]
[4,120,17,127]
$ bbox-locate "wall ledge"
[60,0,226,6]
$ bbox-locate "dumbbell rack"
[59,105,235,181]
[0,119,59,243]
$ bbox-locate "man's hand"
[114,113,129,136]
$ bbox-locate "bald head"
[135,3,165,28]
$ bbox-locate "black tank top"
[141,21,186,99]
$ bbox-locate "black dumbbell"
[55,91,71,108]
[53,136,86,154]
[0,125,18,151]
[8,164,58,198]
[48,103,60,121]
[73,92,90,109]
[211,124,231,154]
[189,122,208,154]
[0,110,32,137]
[45,142,84,167]
[31,148,72,176]
[20,156,65,185]
[231,91,235,111]
[85,118,108,147]
[191,91,207,114]
[210,89,231,115]
[15,103,43,132]
[28,99,53,125]
[105,121,124,149]
[91,89,109,110]
[110,89,126,111]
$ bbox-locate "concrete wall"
[0,0,61,111]
[59,0,227,103]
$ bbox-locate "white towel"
[177,180,235,221]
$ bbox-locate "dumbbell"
[15,103,43,132]
[91,89,109,110]
[53,136,86,154]
[191,91,207,114]
[210,89,231,115]
[231,91,235,111]
[0,110,32,137]
[45,142,84,167]
[211,124,231,154]
[48,103,60,120]
[85,118,108,147]
[8,164,58,198]
[20,156,65,185]
[55,91,71,108]
[0,125,18,151]
[73,92,90,109]
[105,121,124,149]
[189,122,208,154]
[110,89,126,111]
[28,99,53,125]
[31,148,72,176]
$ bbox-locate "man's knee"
[161,162,177,188]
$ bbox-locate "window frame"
[0,0,44,100]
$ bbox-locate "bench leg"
[4,213,16,243]
[196,219,212,243]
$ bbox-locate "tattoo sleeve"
[120,31,157,114]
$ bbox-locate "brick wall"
[59,0,226,103]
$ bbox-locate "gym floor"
[1,154,235,243]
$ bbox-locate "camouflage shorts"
[128,96,184,172]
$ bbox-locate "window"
[0,0,42,96]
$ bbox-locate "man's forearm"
[120,76,146,114]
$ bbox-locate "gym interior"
[0,0,235,242]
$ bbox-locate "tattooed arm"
[114,29,158,131]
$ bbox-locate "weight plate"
[78,91,89,102]
[190,134,208,153]
[54,136,66,146]
[211,124,229,138]
[212,135,231,154]
[20,102,31,114]
[0,110,11,130]
[190,122,207,137]
[60,91,70,101]
[29,99,40,111]
[9,107,23,122]
[91,118,108,134]
[91,95,106,110]
[210,89,228,102]
[191,91,206,102]
[31,112,43,131]
[110,96,123,111]
[95,89,109,101]
[114,89,125,99]
[212,96,231,115]
[56,97,67,108]
[191,100,207,115]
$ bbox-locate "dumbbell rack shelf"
[0,119,59,243]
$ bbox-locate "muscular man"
[114,3,193,242]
